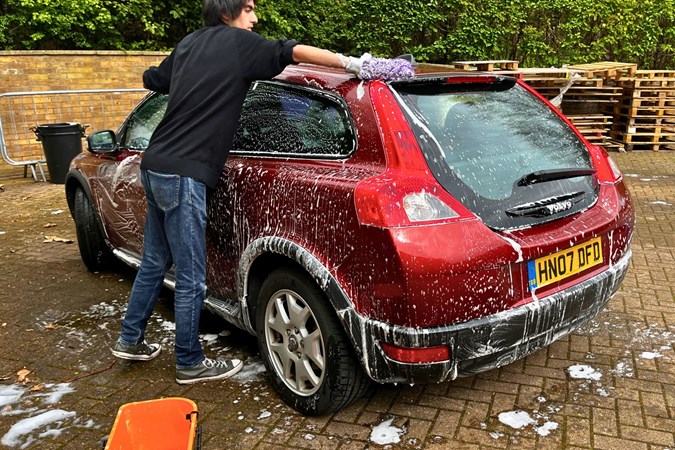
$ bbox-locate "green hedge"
[2,0,673,69]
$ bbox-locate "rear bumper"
[339,249,631,384]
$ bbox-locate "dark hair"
[202,0,248,26]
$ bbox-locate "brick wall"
[0,51,169,180]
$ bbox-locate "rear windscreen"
[393,79,598,230]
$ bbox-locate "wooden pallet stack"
[566,114,617,150]
[559,62,638,151]
[609,71,675,151]
[452,60,520,71]
[566,61,638,80]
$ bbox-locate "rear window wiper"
[516,168,596,186]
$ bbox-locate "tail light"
[354,82,474,227]
[588,145,623,184]
[403,191,458,222]
[355,174,464,227]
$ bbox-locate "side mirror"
[87,130,118,153]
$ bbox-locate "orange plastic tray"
[105,397,199,450]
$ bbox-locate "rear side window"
[394,78,598,230]
[233,81,355,157]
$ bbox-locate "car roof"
[276,63,500,92]
[276,64,357,91]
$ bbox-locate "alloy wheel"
[263,289,325,396]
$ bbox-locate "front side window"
[121,94,168,150]
[233,82,355,157]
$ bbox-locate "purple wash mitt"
[359,57,415,81]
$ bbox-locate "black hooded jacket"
[141,23,297,188]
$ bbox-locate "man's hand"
[339,53,372,75]
[296,47,414,81]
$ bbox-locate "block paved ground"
[0,151,673,449]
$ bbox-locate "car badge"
[545,199,573,215]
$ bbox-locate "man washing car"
[111,0,371,383]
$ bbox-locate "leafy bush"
[1,0,673,69]
[0,0,200,50]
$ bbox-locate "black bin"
[34,123,86,184]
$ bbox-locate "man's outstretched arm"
[292,45,359,72]
[293,44,347,68]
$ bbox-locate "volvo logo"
[546,200,573,215]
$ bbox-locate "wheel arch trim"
[64,169,112,246]
[64,169,93,211]
[237,237,353,333]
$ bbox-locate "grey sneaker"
[175,358,243,384]
[111,340,161,361]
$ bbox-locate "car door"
[205,81,358,300]
[97,94,168,257]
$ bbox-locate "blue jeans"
[119,169,207,368]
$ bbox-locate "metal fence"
[0,89,148,181]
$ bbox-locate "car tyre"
[256,267,371,415]
[73,186,113,271]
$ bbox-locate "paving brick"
[285,432,339,450]
[592,406,619,436]
[639,391,670,418]
[302,415,332,432]
[497,370,546,388]
[335,441,367,450]
[617,398,646,427]
[472,378,520,396]
[388,403,438,421]
[612,386,641,402]
[455,426,505,447]
[332,400,364,423]
[490,392,518,415]
[645,416,675,433]
[446,387,492,402]
[354,410,379,426]
[620,425,675,447]
[324,421,370,441]
[402,417,433,447]
[520,384,552,404]
[595,434,650,450]
[460,401,491,429]
[423,382,448,396]
[523,364,569,381]
[430,410,461,438]
[546,340,571,359]
[508,434,538,448]
[570,334,592,354]
[524,347,550,365]
[664,384,675,413]
[566,416,592,447]
[361,388,395,413]
[475,369,500,381]
[618,377,668,394]
[423,439,479,450]
[418,393,467,411]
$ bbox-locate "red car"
[66,65,634,415]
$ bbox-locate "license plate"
[528,237,603,290]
